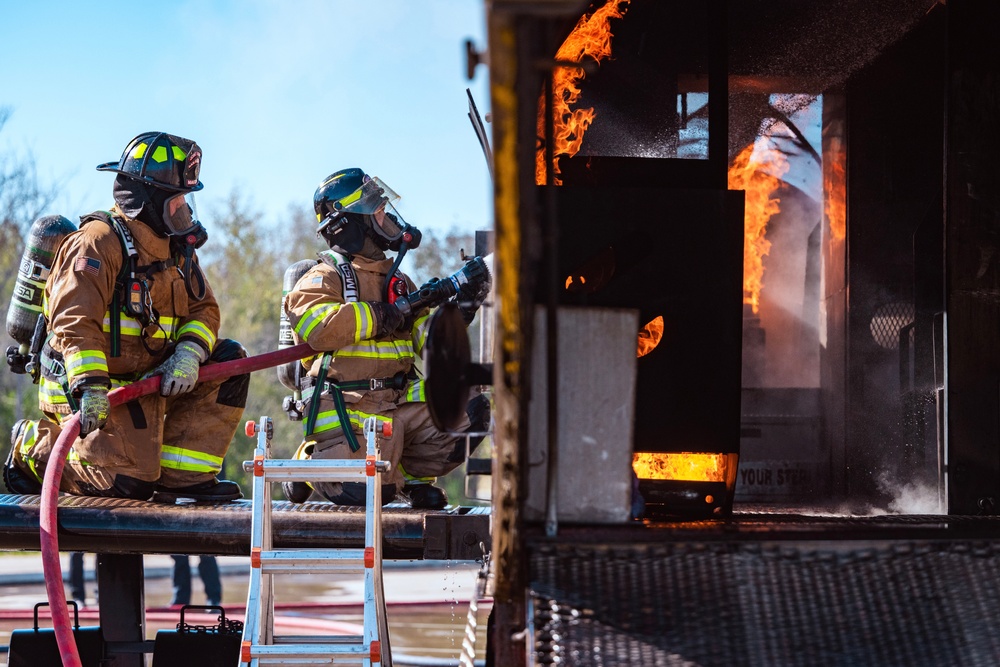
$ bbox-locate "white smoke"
[879,473,943,515]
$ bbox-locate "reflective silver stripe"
[103,313,175,338]
[39,377,68,404]
[160,445,223,473]
[335,339,414,361]
[312,408,390,435]
[177,320,216,350]
[296,303,338,340]
[412,313,431,355]
[65,350,108,375]
[398,464,435,483]
[353,302,374,341]
[403,379,425,403]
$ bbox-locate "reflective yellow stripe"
[132,142,149,159]
[67,448,92,466]
[412,313,431,355]
[177,320,216,350]
[172,145,187,160]
[349,302,375,342]
[103,313,176,338]
[16,421,43,482]
[151,145,168,163]
[160,445,223,473]
[334,339,414,362]
[398,465,435,483]
[65,349,108,375]
[39,377,69,405]
[296,303,338,340]
[311,408,391,436]
[403,379,425,403]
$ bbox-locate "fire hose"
[39,342,315,667]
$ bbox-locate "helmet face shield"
[162,191,200,236]
[334,175,395,216]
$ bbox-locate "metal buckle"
[369,378,387,391]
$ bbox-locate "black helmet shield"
[101,132,204,237]
[314,168,418,256]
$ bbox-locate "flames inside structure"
[532,0,953,510]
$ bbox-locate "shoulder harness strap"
[80,211,172,358]
[318,250,360,303]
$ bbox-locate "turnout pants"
[306,391,488,503]
[12,340,249,499]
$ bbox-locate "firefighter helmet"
[314,168,418,254]
[313,168,386,233]
[97,132,203,193]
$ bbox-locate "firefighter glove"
[149,340,208,396]
[456,270,491,325]
[78,386,110,437]
[369,301,405,339]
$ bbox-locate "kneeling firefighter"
[281,168,491,509]
[2,132,249,502]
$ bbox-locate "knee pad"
[446,394,492,462]
[213,339,250,408]
[210,339,248,362]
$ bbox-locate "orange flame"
[637,316,664,358]
[728,143,788,314]
[632,452,729,482]
[536,1,630,186]
[824,136,846,242]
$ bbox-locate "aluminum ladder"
[239,415,392,666]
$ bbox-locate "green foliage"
[0,109,60,441]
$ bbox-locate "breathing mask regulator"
[314,169,422,302]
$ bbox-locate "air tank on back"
[6,214,77,347]
[277,259,319,391]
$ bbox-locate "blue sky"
[0,0,492,238]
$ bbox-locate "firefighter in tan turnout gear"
[2,132,249,502]
[282,168,490,509]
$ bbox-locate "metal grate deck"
[529,514,1000,666]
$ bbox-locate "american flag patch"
[73,256,101,276]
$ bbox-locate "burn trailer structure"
[482,0,1000,665]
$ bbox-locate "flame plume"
[632,452,728,482]
[536,1,631,186]
[637,316,664,358]
[824,136,846,242]
[728,142,789,314]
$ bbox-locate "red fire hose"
[40,343,315,666]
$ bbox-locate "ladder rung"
[257,549,368,574]
[245,642,370,658]
[273,635,366,644]
[241,458,389,481]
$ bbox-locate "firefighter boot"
[153,477,243,503]
[400,481,448,510]
[4,420,42,495]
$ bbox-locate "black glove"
[456,268,491,325]
[368,301,405,339]
[78,386,110,437]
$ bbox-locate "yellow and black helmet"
[97,132,203,193]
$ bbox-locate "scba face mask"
[162,192,207,248]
